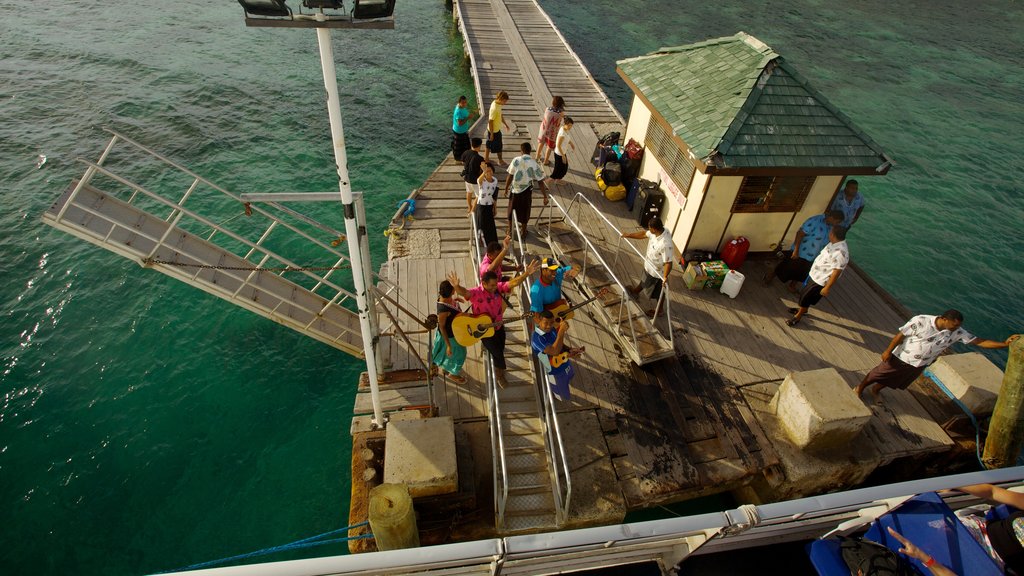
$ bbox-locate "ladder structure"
[540,194,676,366]
[468,217,563,534]
[42,130,366,358]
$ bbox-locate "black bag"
[598,131,620,147]
[601,160,622,187]
[838,537,921,576]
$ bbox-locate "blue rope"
[924,368,986,469]
[157,521,372,574]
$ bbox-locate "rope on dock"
[923,368,986,469]
[156,521,372,574]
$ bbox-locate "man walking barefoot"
[854,310,1019,404]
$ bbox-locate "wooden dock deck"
[351,0,965,543]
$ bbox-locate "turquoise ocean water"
[1,1,1020,574]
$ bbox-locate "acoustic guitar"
[544,287,610,323]
[451,311,533,347]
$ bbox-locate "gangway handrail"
[468,212,510,528]
[510,213,572,527]
[542,193,675,354]
[71,158,360,309]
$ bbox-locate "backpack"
[601,160,622,187]
[598,131,620,147]
[838,537,921,576]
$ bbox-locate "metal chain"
[142,258,350,273]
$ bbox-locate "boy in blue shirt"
[531,310,583,401]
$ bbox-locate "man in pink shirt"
[448,258,539,387]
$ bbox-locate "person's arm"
[621,230,648,240]
[661,261,672,284]
[502,116,510,131]
[790,229,807,259]
[886,528,957,576]
[508,258,541,288]
[565,266,579,280]
[484,237,512,274]
[881,332,906,362]
[958,483,1024,509]
[819,267,843,297]
[851,205,864,226]
[544,321,569,355]
[504,173,513,197]
[969,334,1020,349]
[446,271,470,299]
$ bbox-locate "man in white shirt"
[786,225,849,327]
[621,217,674,318]
[854,310,1018,403]
[504,142,549,239]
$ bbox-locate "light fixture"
[237,0,395,28]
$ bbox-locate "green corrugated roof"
[616,32,892,171]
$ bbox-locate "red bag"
[624,138,643,160]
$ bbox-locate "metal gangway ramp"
[42,130,366,358]
[540,193,677,366]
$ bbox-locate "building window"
[732,176,815,213]
[644,119,695,197]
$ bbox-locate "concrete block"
[928,353,1005,416]
[384,416,458,498]
[773,368,872,452]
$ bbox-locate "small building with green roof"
[616,32,893,255]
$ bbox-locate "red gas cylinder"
[720,236,750,270]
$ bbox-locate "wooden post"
[368,483,419,550]
[983,338,1024,469]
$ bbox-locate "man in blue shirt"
[767,210,843,292]
[530,257,578,313]
[531,310,583,402]
[830,179,865,229]
[451,95,474,159]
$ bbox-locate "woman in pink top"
[535,96,564,166]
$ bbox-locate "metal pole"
[316,27,385,427]
[354,191,383,378]
[983,337,1024,468]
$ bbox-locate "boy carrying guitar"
[531,310,584,402]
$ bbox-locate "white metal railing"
[468,210,511,527]
[539,193,674,358]
[51,130,368,345]
[510,212,572,527]
[169,467,1024,575]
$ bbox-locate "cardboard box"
[682,262,708,290]
[702,260,730,289]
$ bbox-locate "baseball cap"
[541,257,560,270]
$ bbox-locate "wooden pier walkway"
[353,0,962,542]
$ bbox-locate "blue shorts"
[547,363,574,401]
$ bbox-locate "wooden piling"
[983,337,1024,468]
[368,483,420,550]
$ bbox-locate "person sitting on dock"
[830,179,865,229]
[621,216,674,319]
[504,142,549,240]
[447,260,539,388]
[430,280,467,384]
[766,210,844,293]
[479,235,519,280]
[529,257,578,314]
[785,225,849,327]
[451,95,474,160]
[854,310,1019,403]
[531,310,583,402]
[484,90,510,166]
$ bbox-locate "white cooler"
[719,269,745,298]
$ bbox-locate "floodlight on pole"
[237,1,395,428]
